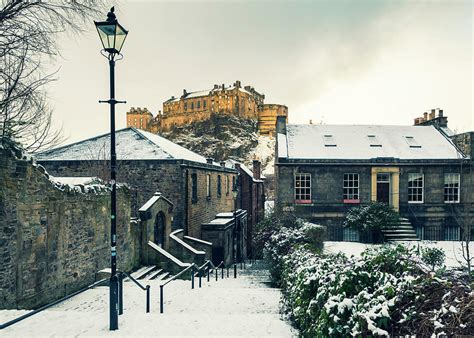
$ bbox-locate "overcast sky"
[47,0,473,144]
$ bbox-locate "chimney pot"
[206,158,213,164]
[423,112,428,120]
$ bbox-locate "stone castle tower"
[126,80,288,136]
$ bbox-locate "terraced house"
[275,113,473,241]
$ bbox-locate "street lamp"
[232,180,239,267]
[94,7,128,331]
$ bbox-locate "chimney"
[252,160,261,180]
[429,109,436,120]
[183,89,188,96]
[206,158,213,164]
[276,115,287,135]
[235,80,241,88]
[438,108,443,117]
[220,161,226,167]
[222,83,225,90]
[234,163,241,171]
[423,112,428,121]
[214,84,218,89]
[309,119,313,125]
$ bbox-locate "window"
[206,174,211,198]
[343,173,359,202]
[408,173,424,203]
[444,227,460,240]
[184,102,187,111]
[323,135,336,147]
[444,173,460,203]
[226,176,230,195]
[203,100,207,108]
[191,174,198,203]
[217,175,222,197]
[197,101,200,109]
[367,135,382,147]
[295,173,311,203]
[404,136,421,148]
[232,176,236,192]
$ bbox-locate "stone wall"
[452,132,474,158]
[258,104,288,135]
[39,159,237,239]
[276,163,473,241]
[0,146,139,309]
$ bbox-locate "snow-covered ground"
[324,241,474,268]
[0,263,295,337]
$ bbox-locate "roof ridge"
[36,127,133,156]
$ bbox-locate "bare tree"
[0,0,108,152]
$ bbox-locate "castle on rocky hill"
[126,80,288,135]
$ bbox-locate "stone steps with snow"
[1,261,294,337]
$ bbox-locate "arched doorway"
[154,212,166,247]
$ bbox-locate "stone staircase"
[382,217,419,241]
[127,265,172,283]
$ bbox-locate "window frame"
[294,173,312,204]
[206,174,211,199]
[408,173,424,204]
[217,175,222,197]
[444,173,460,203]
[191,173,198,204]
[343,173,360,203]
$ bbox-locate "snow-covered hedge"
[264,227,474,336]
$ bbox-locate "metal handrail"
[161,263,196,287]
[0,278,109,330]
[119,271,150,314]
[159,263,197,313]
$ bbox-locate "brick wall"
[0,147,138,309]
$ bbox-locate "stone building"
[226,159,265,258]
[275,115,473,241]
[126,80,288,135]
[36,127,238,239]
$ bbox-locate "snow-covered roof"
[36,127,210,164]
[225,159,264,182]
[165,85,260,103]
[277,124,465,161]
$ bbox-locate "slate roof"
[277,124,465,161]
[36,127,209,164]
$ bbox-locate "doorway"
[154,212,166,248]
[376,173,391,205]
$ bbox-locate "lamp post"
[94,7,128,331]
[232,181,239,267]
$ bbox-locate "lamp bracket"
[99,99,127,104]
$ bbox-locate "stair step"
[136,266,158,280]
[147,268,164,280]
[153,272,170,281]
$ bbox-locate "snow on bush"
[264,223,474,336]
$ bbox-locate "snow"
[35,128,210,164]
[247,134,276,176]
[324,241,474,268]
[0,263,294,337]
[278,124,464,160]
[49,176,97,185]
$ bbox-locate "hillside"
[161,114,275,176]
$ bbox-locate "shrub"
[343,202,400,243]
[420,247,446,271]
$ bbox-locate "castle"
[126,80,288,135]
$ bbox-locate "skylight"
[404,136,421,148]
[323,134,337,147]
[367,135,382,147]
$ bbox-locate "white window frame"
[444,173,460,203]
[295,173,311,203]
[408,173,424,203]
[343,173,359,202]
[206,174,211,198]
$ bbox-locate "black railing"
[119,271,150,314]
[159,263,196,313]
[0,278,109,330]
